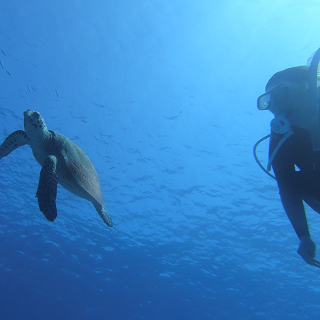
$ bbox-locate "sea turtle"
[0,109,113,227]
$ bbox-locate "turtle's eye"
[33,112,40,120]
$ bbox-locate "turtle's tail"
[94,204,113,227]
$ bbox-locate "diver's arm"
[273,157,320,267]
[270,133,320,267]
[270,132,310,238]
[278,184,310,239]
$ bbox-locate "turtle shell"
[53,131,105,206]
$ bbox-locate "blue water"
[1,1,320,319]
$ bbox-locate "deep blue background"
[1,1,320,319]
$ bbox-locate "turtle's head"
[24,109,48,140]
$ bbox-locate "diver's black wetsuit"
[270,126,320,238]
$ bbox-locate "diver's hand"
[297,235,320,268]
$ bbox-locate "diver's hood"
[254,47,320,179]
[268,50,320,151]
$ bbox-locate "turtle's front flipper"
[36,155,58,222]
[0,130,30,160]
[94,204,113,227]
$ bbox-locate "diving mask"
[257,84,292,111]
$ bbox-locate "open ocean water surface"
[1,1,320,319]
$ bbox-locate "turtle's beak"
[23,110,32,130]
[23,109,31,117]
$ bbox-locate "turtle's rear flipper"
[94,204,113,227]
[36,155,58,222]
[0,130,30,160]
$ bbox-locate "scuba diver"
[254,47,320,268]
